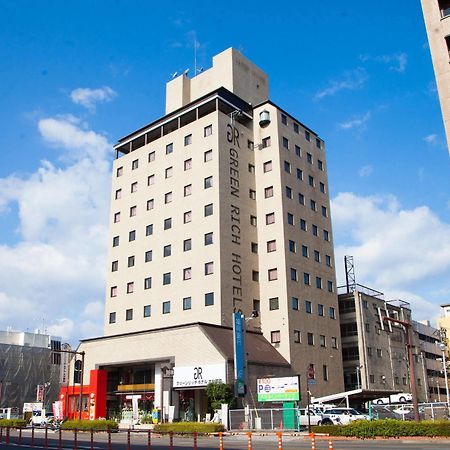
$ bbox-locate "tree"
[205,382,234,411]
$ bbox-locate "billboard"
[233,312,246,397]
[257,376,300,402]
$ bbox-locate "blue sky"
[0,1,449,343]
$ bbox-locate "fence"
[229,408,302,431]
[371,402,449,421]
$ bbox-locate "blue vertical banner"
[233,311,246,397]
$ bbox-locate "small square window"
[318,304,324,316]
[248,163,255,173]
[292,297,299,310]
[290,268,298,281]
[204,125,212,137]
[248,140,254,150]
[263,160,272,172]
[267,240,276,252]
[250,215,257,226]
[300,219,307,231]
[183,297,192,310]
[112,236,119,247]
[183,267,192,280]
[204,149,213,162]
[314,250,320,262]
[268,268,278,281]
[128,255,135,267]
[288,240,296,253]
[252,270,259,282]
[302,245,308,258]
[284,160,291,173]
[162,301,171,314]
[116,166,123,177]
[163,245,171,257]
[310,200,317,211]
[312,225,318,236]
[328,281,334,293]
[183,239,192,252]
[111,260,118,272]
[262,137,271,148]
[285,186,292,199]
[127,282,134,294]
[266,213,275,225]
[132,159,139,170]
[308,175,315,187]
[316,138,321,149]
[281,114,287,125]
[184,158,192,171]
[305,130,311,142]
[144,277,152,290]
[145,250,152,262]
[323,230,330,241]
[114,212,121,223]
[109,312,116,324]
[295,145,301,157]
[204,232,213,245]
[249,189,256,200]
[316,277,322,289]
[204,203,213,216]
[304,273,310,285]
[282,137,289,149]
[184,134,192,146]
[325,255,332,267]
[322,206,327,217]
[251,242,258,254]
[110,286,117,297]
[148,151,155,163]
[131,182,138,193]
[148,175,155,186]
[204,176,213,189]
[165,192,173,204]
[287,213,294,225]
[331,337,338,349]
[269,297,279,310]
[165,167,173,178]
[205,292,214,306]
[205,261,214,275]
[307,332,314,346]
[146,224,153,236]
[318,160,324,170]
[253,299,260,314]
[126,308,133,321]
[115,189,122,200]
[296,168,303,180]
[166,143,173,154]
[129,230,136,242]
[320,182,326,193]
[164,218,172,230]
[294,330,301,343]
[184,211,192,223]
[265,186,274,198]
[163,272,171,285]
[147,199,154,210]
[298,193,305,205]
[271,330,281,344]
[305,300,312,313]
[329,307,336,319]
[143,305,151,317]
[293,123,299,133]
[307,153,313,164]
[184,184,192,197]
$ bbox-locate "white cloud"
[360,52,408,73]
[423,134,438,145]
[338,111,371,130]
[332,192,450,320]
[0,116,111,343]
[358,165,373,177]
[70,86,117,112]
[314,68,368,100]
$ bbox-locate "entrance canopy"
[311,388,401,407]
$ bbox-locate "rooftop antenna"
[344,255,356,293]
[171,71,178,79]
[194,39,198,76]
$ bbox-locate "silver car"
[321,407,368,425]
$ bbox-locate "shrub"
[312,419,450,438]
[0,419,27,428]
[61,420,118,431]
[153,422,225,434]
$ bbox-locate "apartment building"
[421,0,450,151]
[61,48,344,422]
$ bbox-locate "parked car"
[30,411,54,426]
[298,408,322,427]
[321,407,369,425]
[374,393,412,404]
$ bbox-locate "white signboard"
[257,376,300,402]
[23,402,43,413]
[173,364,226,388]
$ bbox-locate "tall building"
[61,48,343,422]
[421,0,450,151]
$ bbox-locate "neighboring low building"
[338,286,427,402]
[437,303,450,350]
[0,330,62,411]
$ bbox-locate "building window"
[250,215,257,226]
[183,211,192,224]
[298,193,305,205]
[266,213,275,225]
[320,335,326,348]
[329,307,336,319]
[166,143,173,154]
[204,203,213,216]
[288,240,296,253]
[281,113,287,125]
[110,286,117,297]
[109,312,116,324]
[268,268,278,281]
[362,300,369,309]
[262,137,271,148]
[286,186,293,199]
[146,224,153,236]
[183,267,192,280]
[320,182,325,193]
[184,134,192,146]
[183,297,192,310]
[323,365,329,381]
[249,189,256,200]
[307,153,313,164]
[164,218,172,230]
[327,281,334,292]
[294,330,301,343]
[205,292,214,306]
[440,1,450,17]
[114,212,120,223]
[165,167,173,178]
[147,199,154,210]
[248,140,254,150]
[331,337,338,349]
[314,250,320,262]
[322,206,327,217]
[148,174,155,186]
[253,299,260,314]
[116,166,123,177]
[325,255,331,267]
[310,200,317,211]
[377,349,382,358]
[204,149,213,162]
[163,245,171,257]
[267,240,276,252]
[318,159,324,170]
[292,297,299,310]
[271,330,281,344]
[144,305,151,317]
[248,163,255,173]
[305,300,312,314]
[323,230,330,241]
[263,160,272,172]
[294,123,299,133]
[128,256,135,267]
[129,230,136,242]
[148,151,155,162]
[318,304,324,316]
[184,158,192,171]
[131,182,138,193]
[302,245,308,258]
[304,273,310,285]
[126,309,133,321]
[111,260,118,272]
[162,301,171,314]
[287,213,294,225]
[163,272,171,285]
[284,160,291,173]
[127,282,134,294]
[307,333,314,345]
[204,232,213,245]
[316,277,322,289]
[269,297,279,311]
[295,144,301,157]
[183,184,192,197]
[308,175,315,187]
[112,236,119,247]
[251,242,258,254]
[312,225,318,236]
[305,130,311,142]
[204,125,212,136]
[204,176,213,189]
[165,192,173,204]
[300,219,307,231]
[265,186,274,198]
[252,271,259,282]
[115,189,122,200]
[290,268,298,281]
[183,239,192,252]
[282,137,289,149]
[205,261,214,275]
[144,277,152,290]
[367,347,373,357]
[132,159,139,170]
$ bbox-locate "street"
[0,428,449,450]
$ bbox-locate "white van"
[298,408,322,426]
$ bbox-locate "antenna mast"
[344,255,356,293]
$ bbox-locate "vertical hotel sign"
[233,311,246,397]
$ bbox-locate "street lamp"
[438,343,450,406]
